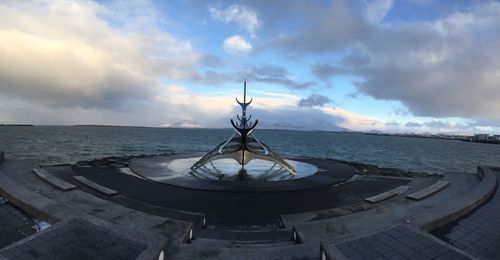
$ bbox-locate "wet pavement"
[433,169,500,259]
[334,225,471,260]
[0,197,36,249]
[0,219,146,260]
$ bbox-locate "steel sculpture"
[191,80,297,178]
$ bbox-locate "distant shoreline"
[460,139,500,145]
[0,124,34,127]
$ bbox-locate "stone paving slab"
[45,165,207,227]
[33,168,76,191]
[407,180,450,200]
[73,175,118,196]
[295,171,483,248]
[364,185,409,203]
[2,154,497,259]
[413,166,497,232]
[433,169,500,259]
[0,219,146,260]
[329,225,473,260]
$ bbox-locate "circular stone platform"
[128,153,356,192]
[70,153,413,226]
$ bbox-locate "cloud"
[191,64,315,90]
[341,52,371,67]
[0,0,205,111]
[321,107,383,131]
[223,35,253,55]
[423,120,459,129]
[385,121,400,127]
[364,0,393,24]
[276,0,372,53]
[246,64,315,89]
[405,121,422,127]
[403,120,472,133]
[156,87,351,131]
[209,4,260,35]
[298,94,332,107]
[311,64,349,80]
[291,1,500,121]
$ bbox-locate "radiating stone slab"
[407,180,450,200]
[33,168,76,191]
[364,185,409,203]
[73,175,118,196]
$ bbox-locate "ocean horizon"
[1,125,499,174]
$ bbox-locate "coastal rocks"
[331,159,434,178]
[74,152,174,168]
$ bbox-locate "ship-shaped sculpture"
[191,80,297,179]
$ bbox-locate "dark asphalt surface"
[47,158,410,227]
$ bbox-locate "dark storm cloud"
[193,64,315,90]
[275,0,372,53]
[297,94,332,107]
[310,64,349,81]
[274,0,500,121]
[341,53,371,67]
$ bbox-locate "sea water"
[0,126,499,173]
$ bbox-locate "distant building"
[473,134,489,141]
[493,135,500,141]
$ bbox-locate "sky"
[0,0,499,134]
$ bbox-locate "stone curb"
[0,169,61,224]
[414,166,498,231]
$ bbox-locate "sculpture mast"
[237,79,251,172]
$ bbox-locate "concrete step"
[169,240,317,259]
[194,227,294,242]
[190,237,297,248]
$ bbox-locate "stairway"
[191,226,298,248]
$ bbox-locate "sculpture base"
[176,157,317,181]
[127,153,354,192]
